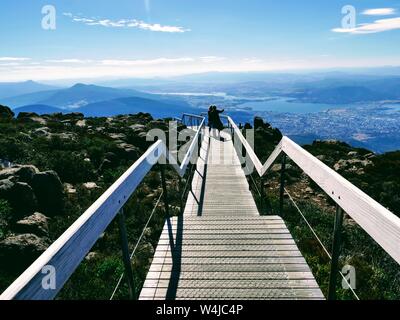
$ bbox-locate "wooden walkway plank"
[140,129,324,300]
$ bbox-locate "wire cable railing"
[109,190,164,300]
[284,188,360,300]
[223,115,400,300]
[284,188,332,259]
[0,113,205,300]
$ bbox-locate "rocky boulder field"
[0,165,63,268]
[0,106,399,299]
[0,105,185,298]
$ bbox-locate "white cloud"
[362,8,396,16]
[47,59,91,64]
[101,57,194,66]
[0,62,21,67]
[63,13,190,33]
[3,56,400,82]
[242,58,264,64]
[0,57,31,62]
[199,56,226,63]
[332,17,400,34]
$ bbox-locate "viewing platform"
[139,130,324,300]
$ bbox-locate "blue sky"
[1,0,400,81]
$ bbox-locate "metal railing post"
[178,176,184,215]
[117,208,136,300]
[279,154,287,217]
[328,205,345,300]
[159,165,170,217]
[198,130,202,158]
[259,176,264,212]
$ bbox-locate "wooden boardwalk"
[140,130,324,300]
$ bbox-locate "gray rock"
[0,105,14,119]
[334,159,373,172]
[0,179,37,219]
[347,151,358,157]
[143,227,152,238]
[271,164,282,172]
[85,251,99,261]
[116,143,140,160]
[51,132,77,141]
[324,140,341,145]
[61,120,72,126]
[137,132,148,139]
[31,171,64,216]
[14,212,49,237]
[75,119,86,127]
[17,112,46,125]
[32,127,51,137]
[0,234,49,270]
[64,183,77,195]
[271,163,292,172]
[0,165,39,184]
[135,112,153,122]
[129,124,146,133]
[108,133,126,140]
[364,153,376,159]
[305,187,314,194]
[82,182,99,190]
[63,112,84,120]
[18,132,33,142]
[137,243,155,263]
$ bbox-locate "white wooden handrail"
[0,114,205,300]
[0,141,165,300]
[182,113,205,120]
[167,116,205,177]
[225,116,400,265]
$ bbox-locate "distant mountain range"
[0,80,58,100]
[95,67,400,86]
[0,82,199,118]
[102,73,400,105]
[13,104,64,115]
[1,75,399,153]
[1,83,171,108]
[79,96,199,118]
[2,72,400,119]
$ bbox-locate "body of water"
[239,98,336,114]
[382,103,400,112]
[158,92,346,114]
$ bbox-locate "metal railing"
[3,112,399,300]
[109,191,164,300]
[224,115,400,300]
[0,113,205,300]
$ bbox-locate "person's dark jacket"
[210,108,224,131]
[208,109,214,128]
